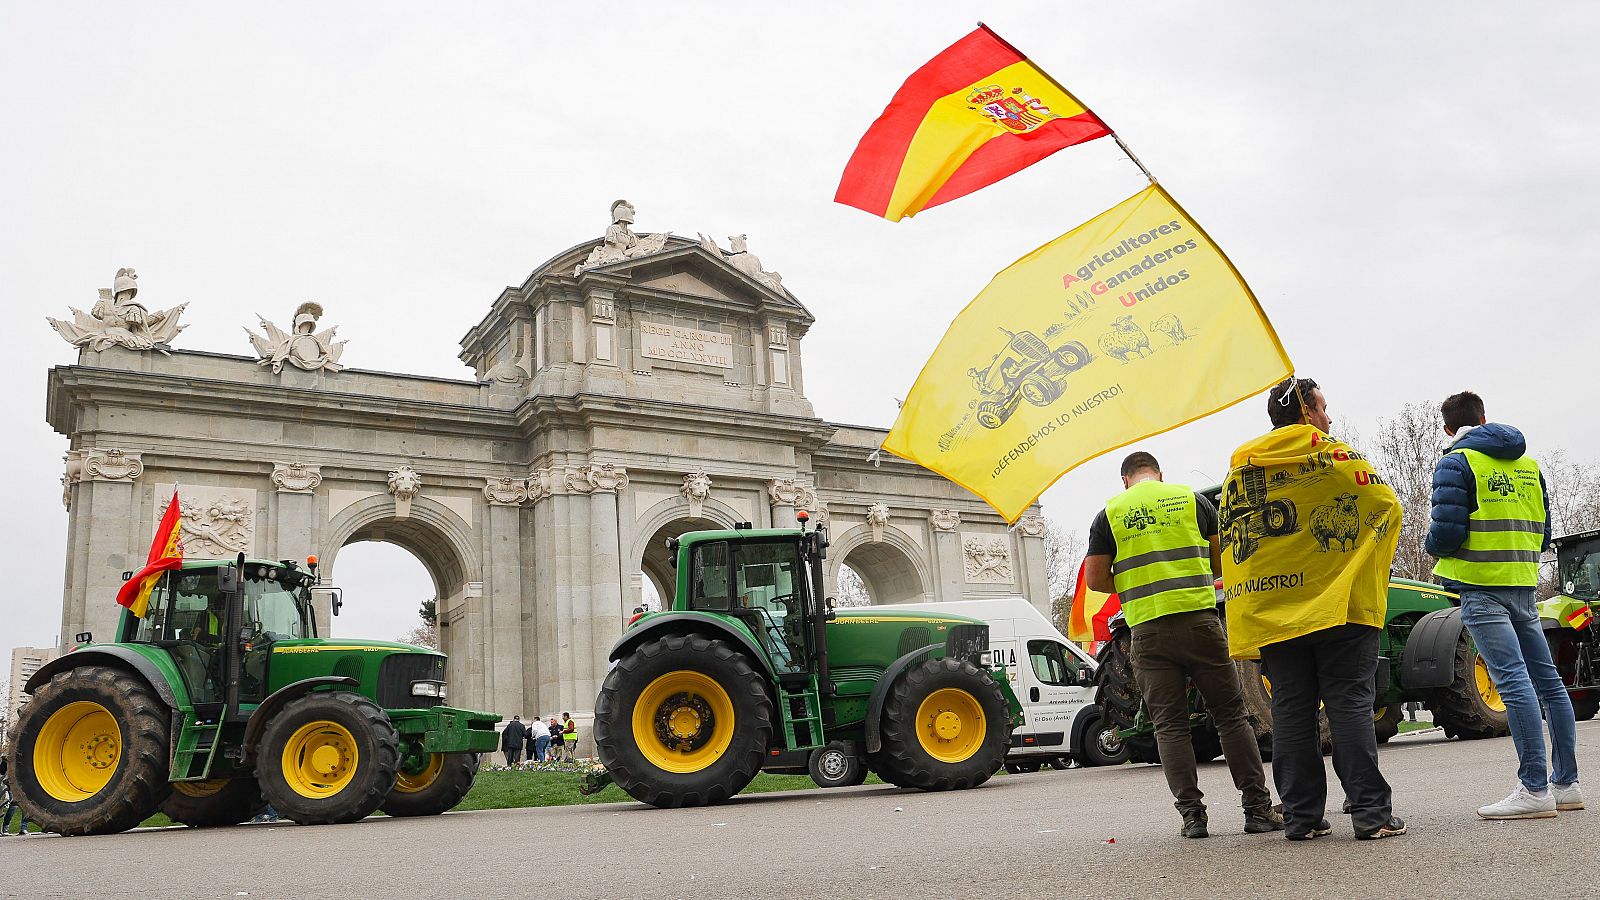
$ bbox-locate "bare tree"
[399,597,439,649]
[1365,401,1445,581]
[1040,519,1085,635]
[834,564,873,608]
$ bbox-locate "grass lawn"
[1398,720,1437,733]
[123,768,884,830]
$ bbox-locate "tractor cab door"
[126,569,229,714]
[688,539,812,676]
[237,564,317,706]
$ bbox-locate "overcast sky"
[4,2,1597,664]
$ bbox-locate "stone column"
[484,477,529,718]
[768,478,807,529]
[551,467,585,712]
[272,462,326,629]
[581,464,628,723]
[528,468,561,712]
[460,580,487,710]
[928,508,964,603]
[68,449,145,643]
[1015,514,1051,614]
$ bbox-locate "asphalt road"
[5,722,1598,900]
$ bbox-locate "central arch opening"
[328,541,436,645]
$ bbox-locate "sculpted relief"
[49,268,188,352]
[247,302,347,373]
[160,489,256,558]
[963,535,1014,584]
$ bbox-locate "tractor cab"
[1554,529,1600,602]
[676,528,824,678]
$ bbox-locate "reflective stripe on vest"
[1432,448,1545,587]
[1106,480,1216,628]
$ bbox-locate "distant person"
[1084,450,1280,839]
[548,717,565,762]
[501,715,527,767]
[1223,377,1406,841]
[529,716,552,763]
[562,712,578,761]
[1,757,32,836]
[1426,390,1580,819]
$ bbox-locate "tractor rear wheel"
[1428,633,1510,740]
[160,776,266,827]
[1236,659,1335,760]
[379,751,479,817]
[595,634,772,808]
[1076,708,1128,767]
[870,657,1010,791]
[1094,631,1159,764]
[1373,704,1405,744]
[7,666,172,836]
[256,692,400,825]
[807,742,867,789]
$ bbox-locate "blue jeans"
[534,735,551,762]
[3,801,30,834]
[1458,587,1580,791]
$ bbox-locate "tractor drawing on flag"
[1218,465,1300,564]
[967,328,1093,431]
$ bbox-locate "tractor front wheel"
[6,666,172,836]
[256,692,400,825]
[1428,633,1510,740]
[870,657,1010,791]
[594,634,773,808]
[380,751,479,817]
[160,776,266,827]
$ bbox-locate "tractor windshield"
[1557,535,1600,601]
[242,564,314,641]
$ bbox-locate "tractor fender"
[607,613,769,669]
[1400,606,1466,691]
[863,645,942,755]
[241,676,359,759]
[24,647,180,710]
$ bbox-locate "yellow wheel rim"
[280,720,360,799]
[171,778,228,799]
[1475,655,1507,713]
[632,671,735,773]
[393,753,445,794]
[915,688,985,764]
[33,701,121,802]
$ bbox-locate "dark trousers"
[1258,623,1392,833]
[1130,609,1273,815]
[503,747,522,766]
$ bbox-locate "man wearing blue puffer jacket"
[1425,391,1581,820]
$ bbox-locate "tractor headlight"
[411,680,445,698]
[977,650,995,668]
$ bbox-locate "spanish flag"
[836,25,1110,222]
[1569,604,1594,631]
[116,488,184,618]
[1067,559,1119,644]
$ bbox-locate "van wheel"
[1077,708,1128,767]
[807,742,866,789]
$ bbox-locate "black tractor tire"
[869,657,1011,791]
[1236,659,1335,760]
[1076,708,1129,767]
[1190,725,1222,763]
[256,691,400,826]
[160,776,266,827]
[1428,633,1511,740]
[1004,758,1044,774]
[1373,704,1405,744]
[594,634,772,808]
[1572,693,1599,722]
[807,742,867,789]
[6,666,173,836]
[379,752,479,817]
[1095,630,1160,764]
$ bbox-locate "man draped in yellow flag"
[116,488,184,618]
[884,184,1293,522]
[1220,377,1407,842]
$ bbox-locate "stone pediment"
[590,243,810,319]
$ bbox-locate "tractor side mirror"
[824,596,837,622]
[218,565,240,593]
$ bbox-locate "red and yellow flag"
[1067,559,1119,644]
[1569,604,1594,631]
[835,25,1110,222]
[116,488,184,618]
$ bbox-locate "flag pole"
[976,21,1157,184]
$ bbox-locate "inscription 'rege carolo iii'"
[639,322,734,369]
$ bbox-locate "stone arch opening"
[326,541,435,644]
[829,525,931,605]
[630,497,740,612]
[638,516,725,611]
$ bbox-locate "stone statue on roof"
[48,267,189,352]
[246,301,347,373]
[576,199,670,272]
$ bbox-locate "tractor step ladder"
[777,675,824,751]
[171,713,225,781]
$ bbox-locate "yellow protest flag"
[884,184,1293,522]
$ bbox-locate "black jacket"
[500,719,527,750]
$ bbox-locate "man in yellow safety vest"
[1427,390,1580,819]
[1085,451,1281,839]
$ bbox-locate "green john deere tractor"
[1545,529,1600,721]
[1096,481,1511,762]
[587,517,1022,807]
[6,556,499,836]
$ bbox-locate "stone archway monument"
[45,202,1050,723]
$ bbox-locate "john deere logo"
[1123,506,1158,530]
[1487,471,1515,496]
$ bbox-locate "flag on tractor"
[835,24,1110,222]
[1569,604,1595,631]
[116,488,185,618]
[1067,558,1119,644]
[882,183,1293,522]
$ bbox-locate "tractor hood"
[268,637,435,655]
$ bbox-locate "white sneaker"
[1478,785,1558,820]
[1552,782,1584,811]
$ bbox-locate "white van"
[885,597,1125,770]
